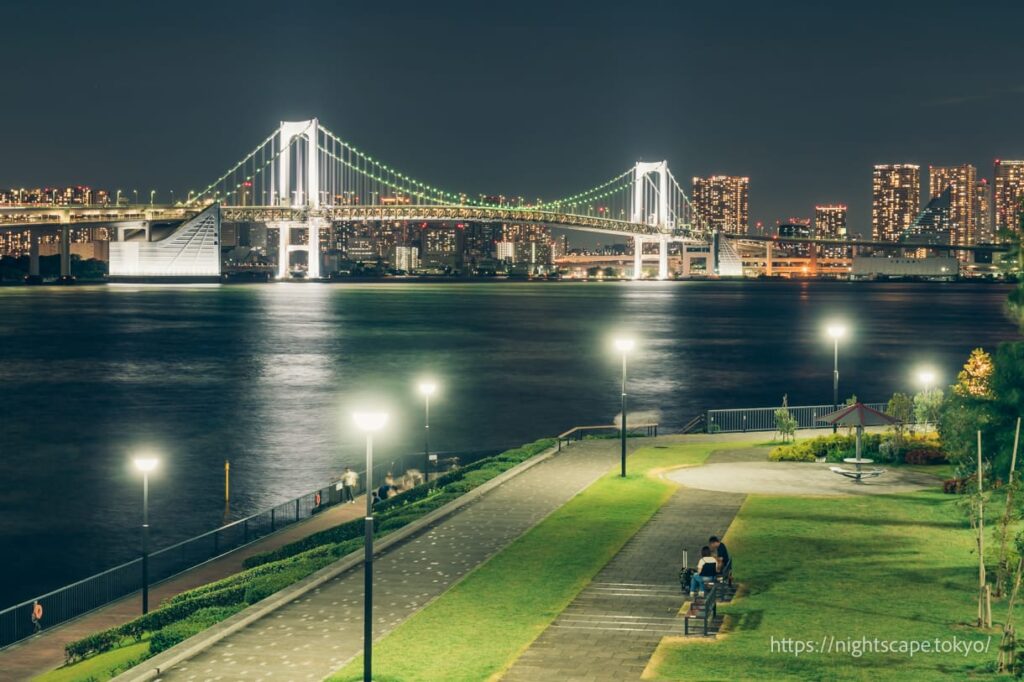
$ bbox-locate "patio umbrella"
[817,403,900,466]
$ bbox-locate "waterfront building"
[395,245,419,273]
[691,175,749,235]
[777,219,814,257]
[814,205,848,258]
[974,179,993,243]
[928,164,976,251]
[495,241,515,262]
[995,159,1024,239]
[871,164,920,242]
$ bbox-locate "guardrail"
[0,446,507,650]
[556,423,658,451]
[705,403,888,433]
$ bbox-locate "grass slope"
[330,441,734,682]
[649,491,1005,681]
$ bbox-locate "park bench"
[684,581,719,636]
[829,465,885,483]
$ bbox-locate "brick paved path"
[154,441,625,681]
[500,447,763,682]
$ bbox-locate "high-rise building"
[691,175,749,235]
[928,164,976,251]
[974,179,993,244]
[776,219,813,257]
[394,245,419,273]
[871,164,920,242]
[814,205,848,258]
[995,160,1024,239]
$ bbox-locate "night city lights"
[1,2,1024,682]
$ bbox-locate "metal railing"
[705,403,888,433]
[556,423,658,451]
[0,446,506,650]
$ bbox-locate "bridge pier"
[633,236,643,280]
[658,238,668,280]
[60,225,71,278]
[29,231,40,277]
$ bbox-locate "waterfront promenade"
[0,498,367,680]
[144,439,626,680]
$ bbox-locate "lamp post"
[132,456,159,614]
[132,189,138,205]
[613,338,635,477]
[149,190,155,206]
[826,323,846,433]
[418,381,437,485]
[916,368,937,393]
[352,410,388,682]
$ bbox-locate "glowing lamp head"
[353,411,389,433]
[917,368,937,388]
[418,381,437,397]
[826,324,846,340]
[613,338,636,353]
[133,457,159,473]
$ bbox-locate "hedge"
[63,438,555,666]
[149,605,246,655]
[769,433,942,464]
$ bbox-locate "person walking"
[31,600,43,633]
[341,467,358,504]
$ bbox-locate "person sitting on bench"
[709,535,732,582]
[689,546,718,597]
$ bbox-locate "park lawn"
[329,441,743,682]
[34,640,150,682]
[648,491,1008,681]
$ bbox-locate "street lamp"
[149,190,155,206]
[132,456,159,614]
[132,189,138,205]
[418,381,437,485]
[352,410,388,682]
[916,367,937,392]
[613,337,635,477]
[826,323,846,432]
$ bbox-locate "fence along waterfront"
[0,446,504,650]
[706,402,888,433]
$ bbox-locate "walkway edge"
[112,443,561,682]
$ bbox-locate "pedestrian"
[341,467,358,504]
[31,600,43,633]
[709,535,732,583]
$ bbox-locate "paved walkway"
[667,459,939,495]
[153,440,626,681]
[500,447,759,682]
[0,494,366,681]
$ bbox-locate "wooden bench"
[684,582,718,635]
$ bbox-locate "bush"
[769,442,816,462]
[149,605,245,655]
[904,449,948,465]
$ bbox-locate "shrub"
[905,449,948,465]
[769,442,816,462]
[149,605,245,655]
[944,478,967,494]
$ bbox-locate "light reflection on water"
[0,280,1017,606]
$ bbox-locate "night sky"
[2,0,1023,239]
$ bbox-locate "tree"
[886,392,914,445]
[955,348,994,398]
[774,394,798,443]
[914,388,944,425]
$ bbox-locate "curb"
[113,443,560,681]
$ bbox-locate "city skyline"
[2,1,1023,243]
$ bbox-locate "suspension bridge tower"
[273,118,326,279]
[630,161,673,280]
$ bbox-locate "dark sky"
[2,0,1023,239]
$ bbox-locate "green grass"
[648,491,1006,681]
[329,441,737,682]
[34,640,150,682]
